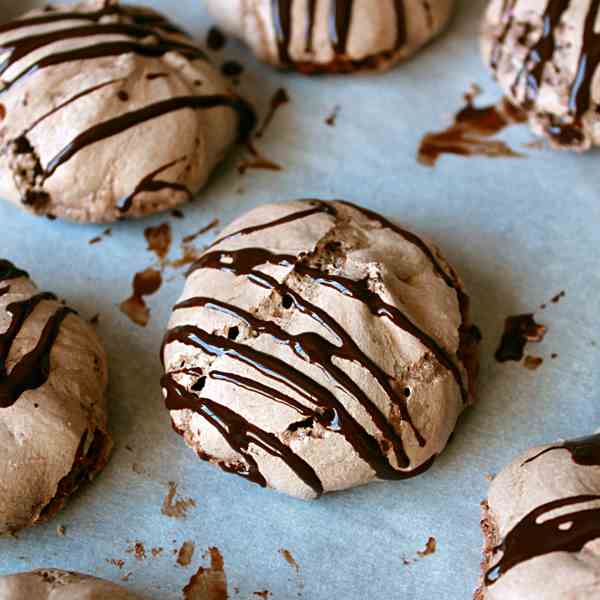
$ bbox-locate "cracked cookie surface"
[161,200,479,499]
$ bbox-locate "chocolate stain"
[254,592,271,599]
[418,91,528,167]
[125,542,146,561]
[89,227,112,245]
[177,540,196,567]
[417,537,437,558]
[161,481,196,519]
[238,141,283,175]
[183,547,228,600]
[168,245,206,269]
[279,549,300,575]
[144,222,172,261]
[256,88,290,139]
[495,314,547,363]
[325,105,341,126]
[523,355,544,370]
[119,268,162,327]
[182,219,220,244]
[107,558,125,569]
[171,209,185,219]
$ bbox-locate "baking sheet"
[1,0,599,598]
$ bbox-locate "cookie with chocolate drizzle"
[476,432,600,599]
[161,200,480,499]
[0,1,255,223]
[205,0,456,74]
[482,0,600,150]
[0,260,111,534]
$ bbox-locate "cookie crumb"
[417,537,437,558]
[177,541,195,567]
[161,481,196,519]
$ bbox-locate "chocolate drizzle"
[271,0,407,70]
[163,375,323,493]
[163,201,473,492]
[0,259,28,282]
[1,291,73,408]
[485,495,600,585]
[118,158,192,214]
[523,433,600,468]
[512,0,566,106]
[44,96,255,179]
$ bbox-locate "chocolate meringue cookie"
[476,433,600,600]
[205,0,456,74]
[0,1,255,223]
[482,0,600,150]
[0,570,144,599]
[161,200,480,500]
[0,260,111,534]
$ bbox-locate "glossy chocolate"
[271,0,406,71]
[0,290,73,408]
[485,494,600,585]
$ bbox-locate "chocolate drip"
[490,0,517,71]
[272,0,406,66]
[162,375,323,494]
[485,494,600,585]
[44,95,255,179]
[118,158,192,214]
[0,292,73,408]
[210,202,335,248]
[512,0,568,105]
[0,259,28,282]
[272,0,293,64]
[306,0,317,52]
[23,79,125,136]
[523,433,600,467]
[330,1,353,54]
[394,1,407,50]
[567,0,600,117]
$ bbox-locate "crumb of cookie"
[177,541,195,567]
[107,559,125,569]
[161,481,196,519]
[182,547,227,600]
[524,355,543,370]
[417,537,437,558]
[56,525,66,537]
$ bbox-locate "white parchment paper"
[1,1,599,598]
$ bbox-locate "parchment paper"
[1,1,599,598]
